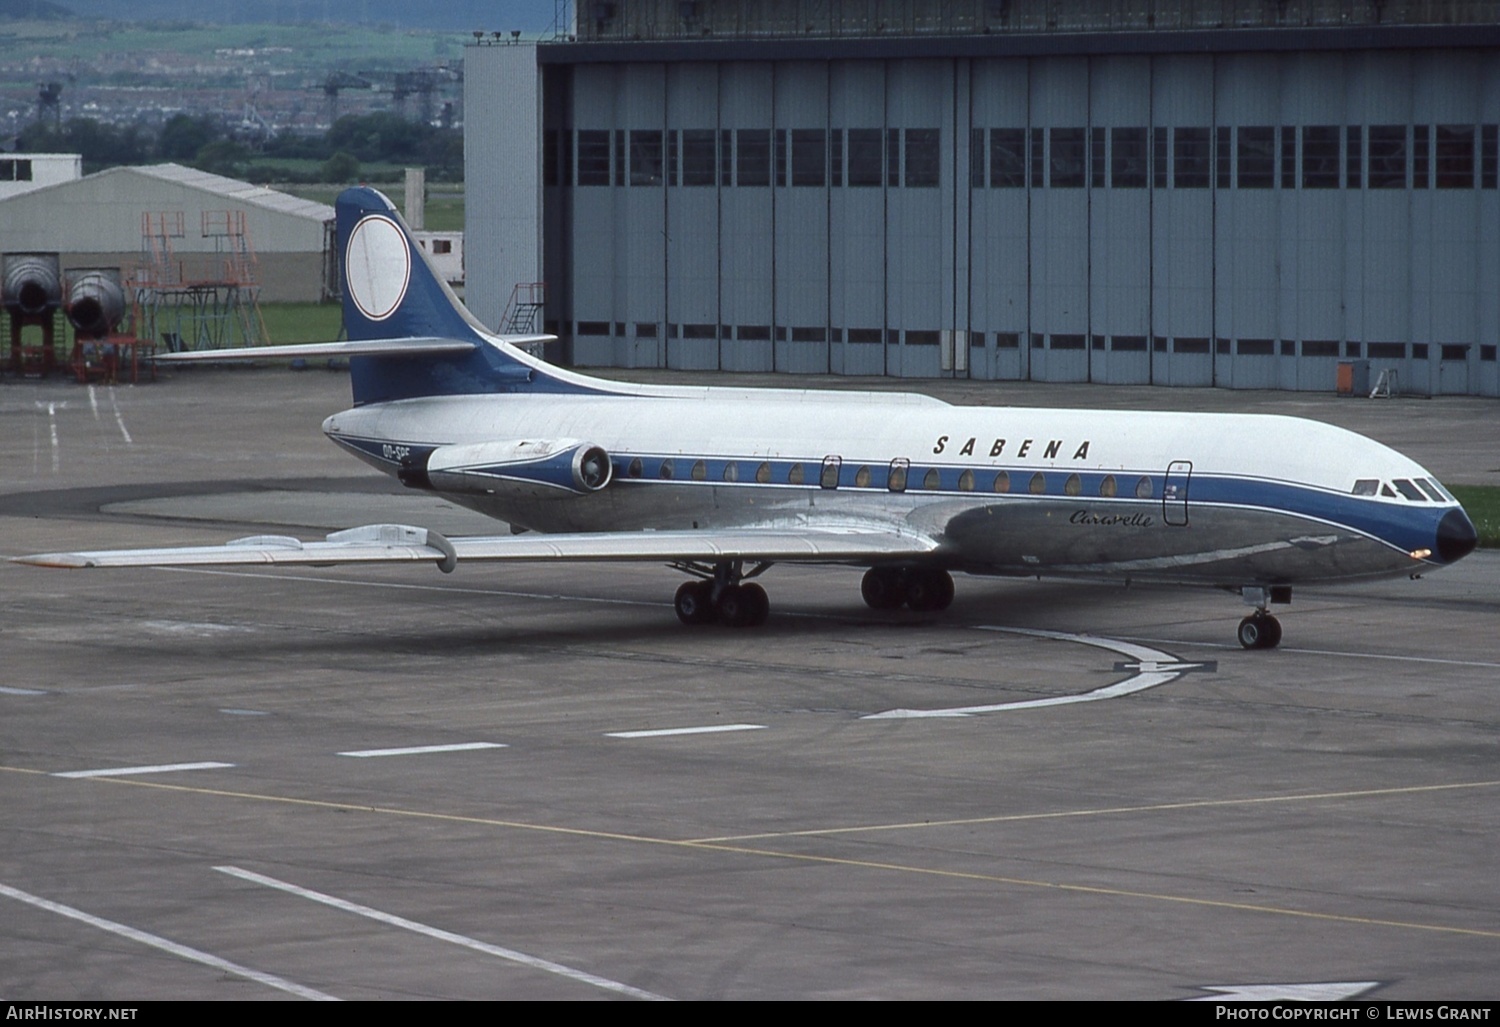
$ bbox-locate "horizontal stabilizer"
[154,337,480,362]
[15,523,939,571]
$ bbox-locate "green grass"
[258,302,342,346]
[1449,485,1500,549]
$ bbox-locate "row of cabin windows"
[622,456,1155,499]
[566,324,1497,362]
[544,125,1500,190]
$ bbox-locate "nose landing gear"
[1236,585,1290,649]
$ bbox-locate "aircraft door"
[1163,460,1192,527]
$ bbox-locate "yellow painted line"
[6,765,1499,941]
[688,779,1500,843]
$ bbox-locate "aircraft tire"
[860,568,907,610]
[717,584,758,628]
[675,580,717,625]
[741,583,770,626]
[1237,613,1282,650]
[905,569,953,612]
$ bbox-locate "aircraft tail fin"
[335,186,564,405]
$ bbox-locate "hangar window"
[543,129,558,185]
[787,463,804,485]
[888,459,909,492]
[1050,334,1085,351]
[1436,126,1475,188]
[691,460,706,481]
[1237,339,1274,356]
[775,129,788,186]
[1092,127,1106,188]
[1280,127,1296,188]
[1173,128,1210,188]
[831,129,844,186]
[1412,344,1429,360]
[576,130,611,186]
[1099,475,1117,498]
[1368,126,1407,188]
[792,327,826,343]
[1153,127,1167,188]
[1301,126,1340,188]
[1441,344,1470,362]
[1112,336,1147,352]
[1175,338,1210,354]
[1237,127,1274,187]
[1135,476,1153,499]
[1303,340,1340,358]
[0,158,33,181]
[1368,342,1406,359]
[1029,472,1046,495]
[847,328,882,343]
[682,130,716,186]
[634,322,658,338]
[993,470,1010,494]
[990,129,1026,187]
[720,129,733,186]
[847,129,882,186]
[756,462,771,484]
[722,462,739,482]
[1484,126,1498,189]
[971,128,986,187]
[665,130,678,185]
[1413,125,1431,188]
[1216,127,1231,188]
[659,460,674,480]
[1111,127,1147,188]
[1031,127,1045,188]
[627,131,663,185]
[995,332,1020,349]
[923,468,941,490]
[738,325,770,341]
[888,129,902,187]
[1065,474,1082,496]
[614,130,625,186]
[906,331,939,346]
[1352,479,1379,496]
[1346,126,1362,189]
[906,128,940,187]
[854,465,871,488]
[958,470,975,492]
[792,129,825,187]
[1483,345,1498,361]
[737,129,770,186]
[576,321,609,335]
[1049,128,1085,188]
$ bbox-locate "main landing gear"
[1236,585,1290,650]
[860,567,955,613]
[674,561,770,628]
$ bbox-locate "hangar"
[0,163,335,303]
[465,0,1500,396]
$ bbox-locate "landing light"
[1408,548,1432,560]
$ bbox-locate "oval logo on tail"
[344,215,411,321]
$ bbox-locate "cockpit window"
[1392,479,1427,501]
[1352,479,1379,496]
[1381,484,1397,498]
[1414,478,1448,503]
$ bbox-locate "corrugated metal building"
[0,164,335,302]
[466,1,1500,396]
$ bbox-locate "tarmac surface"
[1,366,1497,1001]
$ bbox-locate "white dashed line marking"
[606,724,767,738]
[53,761,235,779]
[338,742,507,758]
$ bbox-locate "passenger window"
[691,460,706,481]
[628,457,643,478]
[888,460,908,492]
[788,463,804,485]
[993,470,1010,493]
[923,468,941,490]
[820,457,840,489]
[756,461,771,484]
[1065,473,1081,496]
[659,459,674,480]
[1099,474,1117,498]
[958,470,975,492]
[1352,479,1379,496]
[1029,472,1046,495]
[722,462,739,482]
[1392,479,1426,501]
[1135,476,1153,499]
[854,465,871,488]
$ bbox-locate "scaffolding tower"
[135,210,268,352]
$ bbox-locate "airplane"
[14,186,1479,650]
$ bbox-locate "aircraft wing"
[15,523,940,571]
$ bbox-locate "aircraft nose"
[1435,507,1479,564]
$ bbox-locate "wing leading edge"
[14,523,940,571]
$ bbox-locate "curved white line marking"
[862,627,1211,719]
[0,880,337,1001]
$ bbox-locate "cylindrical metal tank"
[65,269,126,338]
[2,253,63,316]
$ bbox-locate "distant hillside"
[31,1,558,31]
[0,0,75,19]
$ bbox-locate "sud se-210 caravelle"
[16,187,1479,650]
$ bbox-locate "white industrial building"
[0,163,335,302]
[466,0,1500,396]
